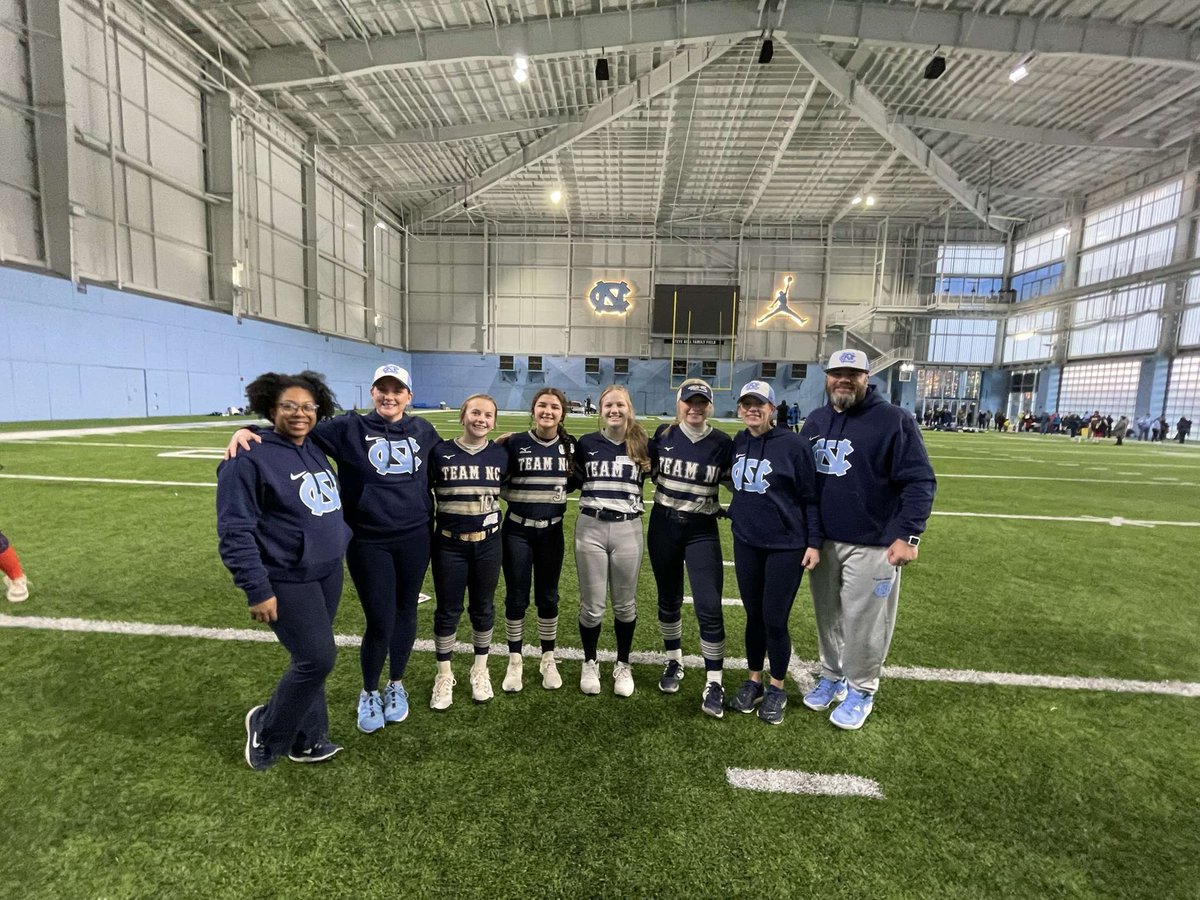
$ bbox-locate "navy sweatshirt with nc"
[308,410,442,539]
[799,386,937,546]
[217,430,352,605]
[729,426,822,550]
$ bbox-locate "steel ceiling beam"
[338,116,579,147]
[829,148,900,225]
[412,40,739,226]
[740,79,818,224]
[245,0,1200,90]
[780,39,1010,232]
[1093,74,1200,140]
[895,115,1160,151]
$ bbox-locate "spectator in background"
[1157,416,1170,442]
[788,403,802,433]
[0,530,29,602]
[1113,415,1130,446]
[1177,415,1192,444]
[777,399,790,430]
[1151,417,1161,441]
[978,409,990,431]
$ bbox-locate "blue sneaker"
[802,677,848,711]
[830,688,874,730]
[244,705,278,772]
[288,738,344,763]
[383,681,410,723]
[357,689,385,733]
[758,685,788,725]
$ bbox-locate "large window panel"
[1181,230,1200,348]
[1082,179,1182,249]
[1164,354,1200,429]
[1068,284,1163,357]
[244,126,307,326]
[926,318,996,365]
[314,172,367,340]
[1077,225,1175,286]
[1057,360,1141,417]
[1012,261,1064,302]
[1012,228,1068,272]
[1003,309,1058,364]
[374,222,405,347]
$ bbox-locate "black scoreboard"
[651,284,740,339]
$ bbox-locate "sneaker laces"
[433,675,454,701]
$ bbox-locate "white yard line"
[726,768,885,799]
[0,420,258,441]
[4,440,229,451]
[2,614,1196,697]
[939,474,1198,486]
[0,473,215,488]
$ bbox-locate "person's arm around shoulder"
[223,425,263,460]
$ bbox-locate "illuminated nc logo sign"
[292,471,342,516]
[589,281,632,315]
[731,457,772,494]
[836,351,859,365]
[756,275,810,327]
[367,437,422,476]
[813,438,854,477]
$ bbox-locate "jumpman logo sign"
[756,276,810,327]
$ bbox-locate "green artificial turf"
[1,419,1198,899]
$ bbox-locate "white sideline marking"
[726,768,884,800]
[933,511,1200,528]
[157,449,226,459]
[4,440,227,450]
[0,420,258,441]
[940,474,1199,486]
[2,614,1197,697]
[0,473,215,488]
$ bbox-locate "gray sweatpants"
[574,515,643,627]
[807,540,900,695]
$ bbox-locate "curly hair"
[244,370,338,420]
[530,387,575,470]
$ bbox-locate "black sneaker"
[658,659,685,693]
[727,679,764,713]
[244,705,278,772]
[288,738,344,764]
[758,685,788,725]
[701,681,725,719]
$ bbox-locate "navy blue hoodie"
[217,430,352,605]
[309,410,442,538]
[799,386,936,546]
[729,426,822,550]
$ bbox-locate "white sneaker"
[580,659,601,695]
[5,575,28,603]
[540,652,562,690]
[502,656,523,693]
[613,661,634,697]
[430,673,455,711]
[470,663,494,703]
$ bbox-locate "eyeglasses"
[277,401,318,414]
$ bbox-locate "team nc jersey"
[500,430,575,520]
[429,439,509,535]
[650,423,733,516]
[574,432,647,515]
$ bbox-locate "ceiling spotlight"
[850,195,862,205]
[758,38,774,65]
[514,55,528,71]
[595,57,610,81]
[513,65,528,84]
[550,189,563,204]
[865,195,876,207]
[1054,226,1071,238]
[923,55,947,80]
[1008,55,1032,83]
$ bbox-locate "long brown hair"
[599,385,650,472]
[531,387,574,469]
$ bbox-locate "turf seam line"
[2,614,1197,697]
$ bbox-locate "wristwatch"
[906,535,921,547]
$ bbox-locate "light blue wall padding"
[408,352,832,419]
[0,268,409,421]
[1144,356,1171,416]
[1038,365,1060,412]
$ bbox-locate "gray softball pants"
[574,515,643,628]
[807,540,900,695]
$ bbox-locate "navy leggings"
[345,525,431,690]
[431,533,502,659]
[259,567,343,755]
[501,518,564,621]
[647,506,724,662]
[732,539,805,681]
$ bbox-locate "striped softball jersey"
[429,439,509,534]
[649,423,734,516]
[574,432,647,515]
[500,430,575,520]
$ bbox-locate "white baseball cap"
[737,380,776,405]
[372,364,411,389]
[824,349,870,373]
